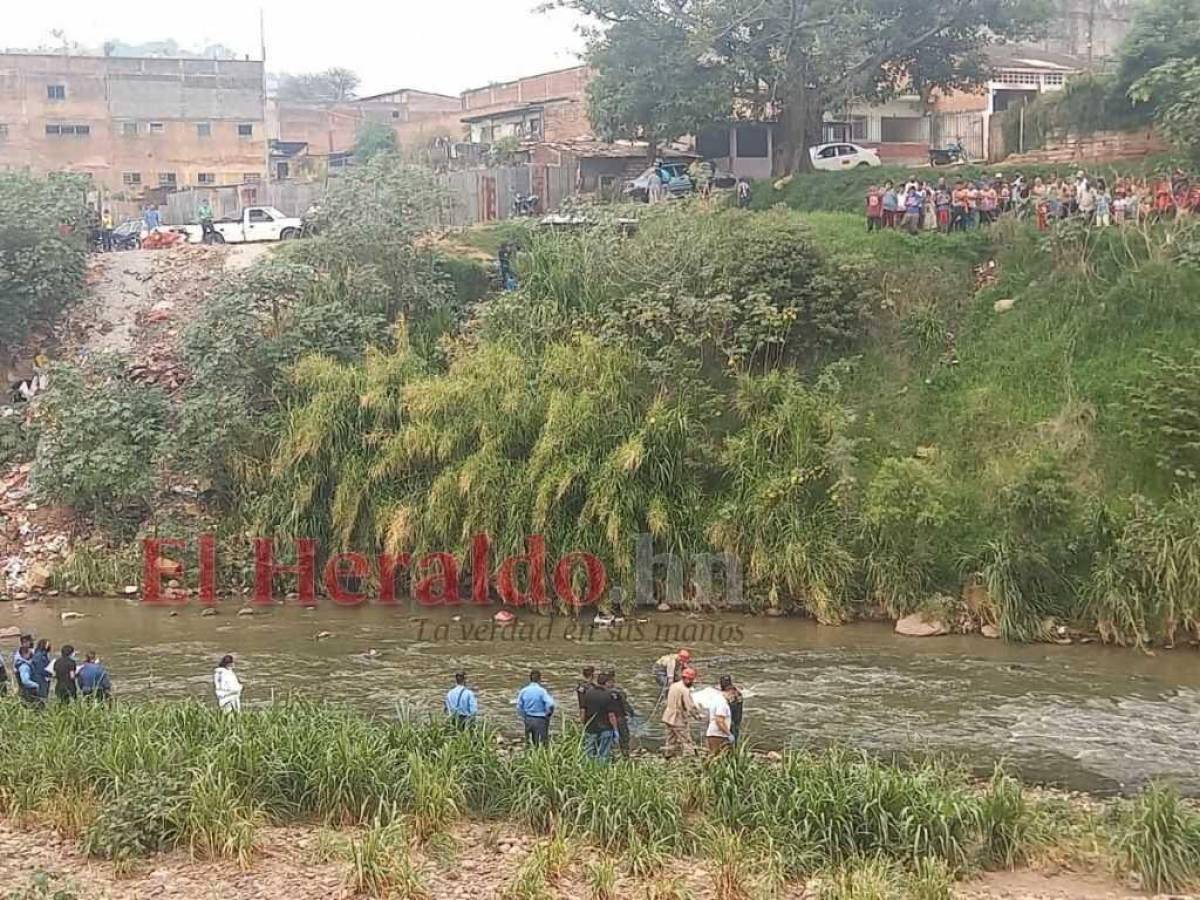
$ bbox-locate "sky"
[1,0,589,96]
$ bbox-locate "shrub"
[82,772,187,866]
[31,359,169,519]
[1109,782,1200,892]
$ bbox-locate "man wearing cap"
[445,671,478,728]
[662,666,703,758]
[652,648,690,691]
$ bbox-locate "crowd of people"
[865,168,1200,235]
[0,634,112,706]
[446,647,745,763]
[9,640,737,761]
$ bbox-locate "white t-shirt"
[692,687,733,740]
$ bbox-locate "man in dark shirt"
[606,669,636,758]
[575,666,595,722]
[581,672,620,763]
[52,645,78,704]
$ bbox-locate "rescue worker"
[77,652,112,701]
[445,671,478,728]
[515,669,556,747]
[652,648,691,691]
[213,654,243,713]
[661,666,702,758]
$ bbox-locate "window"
[158,172,177,187]
[816,145,838,159]
[850,115,868,141]
[997,71,1039,86]
[527,117,542,139]
[47,84,65,100]
[0,124,8,140]
[1044,73,1065,86]
[734,125,769,159]
[697,127,731,159]
[880,116,926,143]
[123,172,142,186]
[45,124,90,137]
[391,110,400,119]
[196,173,216,185]
[121,122,138,136]
[237,123,254,137]
[248,208,274,223]
[149,122,164,134]
[837,144,859,157]
[196,122,211,138]
[243,172,262,184]
[275,161,290,180]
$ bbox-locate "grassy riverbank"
[0,699,1198,897]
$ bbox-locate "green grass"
[0,698,1187,892]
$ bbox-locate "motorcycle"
[512,193,540,217]
[928,142,969,167]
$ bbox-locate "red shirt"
[867,193,882,217]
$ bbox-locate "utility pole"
[261,8,271,188]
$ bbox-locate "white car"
[808,142,882,171]
[183,206,303,244]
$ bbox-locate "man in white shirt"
[213,654,243,713]
[691,683,734,757]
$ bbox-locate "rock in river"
[895,613,950,637]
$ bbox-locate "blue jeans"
[584,729,616,762]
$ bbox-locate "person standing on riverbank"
[581,672,621,763]
[720,675,744,746]
[445,671,478,728]
[32,640,52,701]
[14,647,41,708]
[52,645,77,704]
[662,667,702,758]
[10,634,32,679]
[575,666,596,722]
[516,670,556,747]
[607,669,635,758]
[213,655,243,713]
[77,653,112,701]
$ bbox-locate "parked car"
[808,142,882,171]
[182,206,304,244]
[111,218,143,250]
[625,163,694,201]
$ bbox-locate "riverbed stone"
[981,623,1001,639]
[895,613,950,637]
[200,606,218,616]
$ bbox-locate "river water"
[9,600,1200,795]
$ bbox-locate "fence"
[164,163,575,229]
[931,112,985,162]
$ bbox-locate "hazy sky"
[2,0,588,95]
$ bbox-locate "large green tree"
[560,0,1043,173]
[585,16,734,155]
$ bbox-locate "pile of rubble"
[0,463,73,600]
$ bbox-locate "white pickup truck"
[184,206,303,244]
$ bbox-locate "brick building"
[0,53,267,200]
[459,65,592,144]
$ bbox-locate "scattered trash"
[493,609,516,625]
[60,611,85,621]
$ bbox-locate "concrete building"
[459,66,592,145]
[0,52,267,201]
[822,45,1083,162]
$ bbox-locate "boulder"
[236,607,255,617]
[26,563,53,591]
[981,623,1001,639]
[60,611,85,621]
[993,297,1017,313]
[895,613,950,637]
[656,602,672,612]
[200,606,218,617]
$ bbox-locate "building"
[0,52,267,201]
[459,65,592,145]
[696,123,778,180]
[822,44,1083,162]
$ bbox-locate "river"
[9,599,1200,795]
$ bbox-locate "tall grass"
[1109,782,1200,892]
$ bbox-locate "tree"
[354,120,399,161]
[585,16,734,156]
[1114,0,1200,97]
[1129,58,1200,159]
[276,67,361,103]
[559,0,1043,173]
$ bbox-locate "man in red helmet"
[652,648,691,692]
[661,666,702,758]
